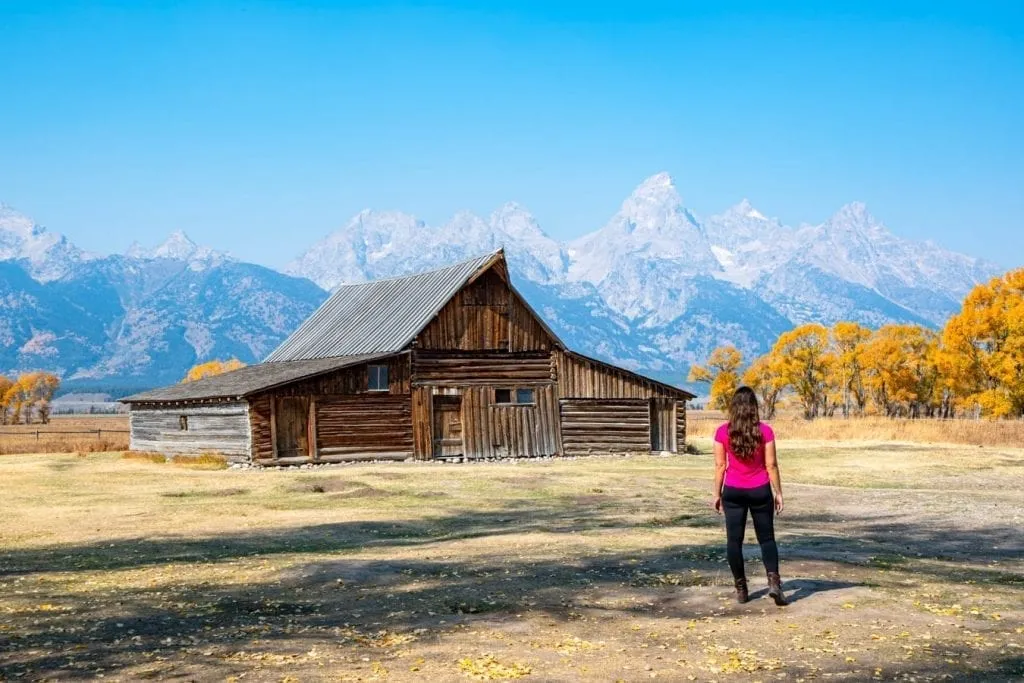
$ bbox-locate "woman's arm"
[712,441,727,514]
[764,440,784,513]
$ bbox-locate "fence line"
[0,429,131,440]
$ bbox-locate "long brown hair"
[728,386,763,460]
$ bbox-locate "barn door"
[432,395,463,459]
[650,399,677,452]
[275,396,310,460]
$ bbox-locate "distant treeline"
[691,268,1024,419]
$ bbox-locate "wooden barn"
[122,251,694,464]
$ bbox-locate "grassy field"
[1,438,1022,681]
[689,411,1024,449]
[0,415,129,454]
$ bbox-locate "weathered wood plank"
[559,398,651,455]
[317,395,413,456]
[554,351,686,400]
[128,403,250,460]
[308,396,319,461]
[269,397,279,460]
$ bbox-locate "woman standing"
[712,386,787,605]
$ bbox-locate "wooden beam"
[308,396,318,462]
[269,398,279,461]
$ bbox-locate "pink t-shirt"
[715,422,774,489]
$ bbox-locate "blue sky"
[1,1,1022,269]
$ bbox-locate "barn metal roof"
[120,353,397,403]
[264,251,505,362]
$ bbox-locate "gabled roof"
[265,251,516,362]
[121,353,398,403]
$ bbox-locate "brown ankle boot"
[767,572,788,606]
[734,577,749,604]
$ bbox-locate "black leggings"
[722,483,779,579]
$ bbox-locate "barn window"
[179,415,188,431]
[368,364,389,391]
[494,388,535,406]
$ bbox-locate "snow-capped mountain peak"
[490,202,540,238]
[632,171,674,194]
[125,230,226,266]
[153,230,198,259]
[283,209,433,290]
[0,203,88,281]
[0,203,45,239]
[703,201,793,288]
[617,172,695,233]
[567,173,719,287]
[824,201,886,236]
[729,198,767,220]
[487,203,569,284]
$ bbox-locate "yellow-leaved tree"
[0,375,13,425]
[29,372,61,424]
[687,345,743,410]
[0,372,60,424]
[742,353,785,419]
[183,359,247,383]
[861,324,939,417]
[4,375,33,424]
[771,323,832,419]
[831,321,872,416]
[938,269,1024,417]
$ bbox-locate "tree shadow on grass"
[0,535,739,679]
[778,508,1024,588]
[0,496,653,576]
[2,499,1022,679]
[0,497,865,680]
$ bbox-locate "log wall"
[249,355,412,463]
[314,395,413,462]
[129,403,251,461]
[249,395,274,462]
[412,351,554,386]
[676,400,688,450]
[559,399,651,456]
[555,351,685,400]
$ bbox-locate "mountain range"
[0,174,1003,393]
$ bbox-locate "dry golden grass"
[121,451,167,464]
[689,410,1024,448]
[169,452,229,470]
[0,415,129,455]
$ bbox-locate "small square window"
[495,389,512,404]
[179,415,188,431]
[516,388,535,405]
[368,364,389,391]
